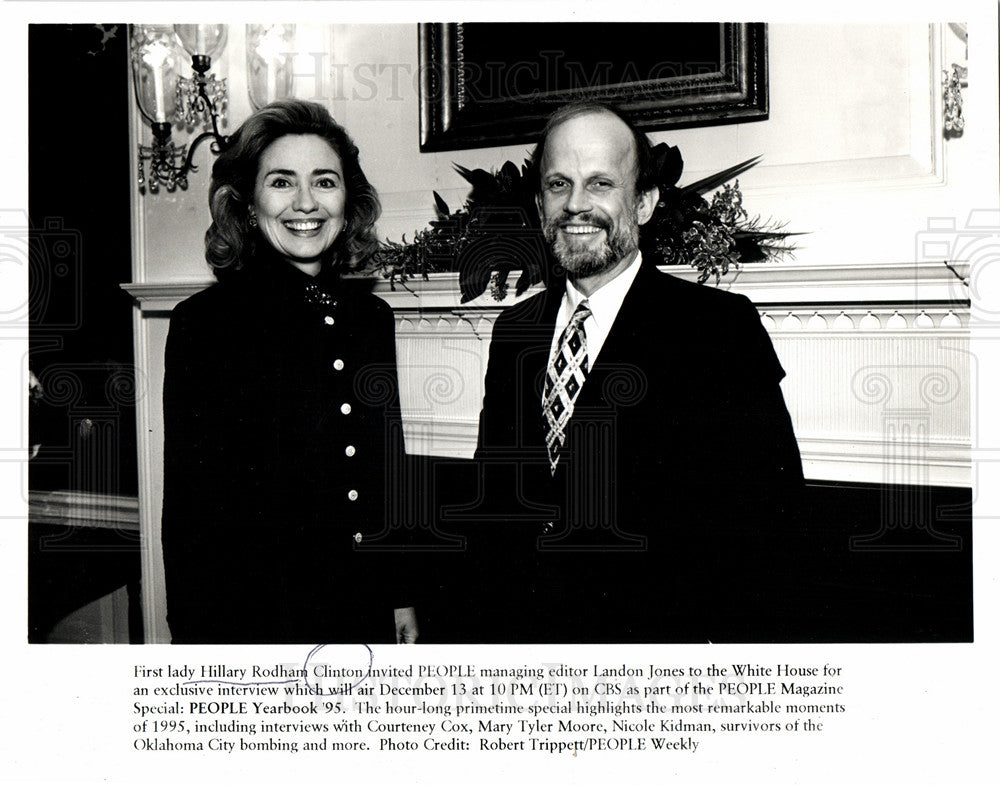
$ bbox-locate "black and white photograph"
[2,3,998,783]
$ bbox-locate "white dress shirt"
[548,251,644,369]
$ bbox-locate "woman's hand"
[394,607,419,643]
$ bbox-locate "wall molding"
[798,436,970,488]
[29,490,140,533]
[124,263,972,489]
[123,260,970,313]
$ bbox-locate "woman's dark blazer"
[161,250,406,644]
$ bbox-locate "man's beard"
[543,210,640,277]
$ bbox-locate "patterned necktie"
[543,300,592,475]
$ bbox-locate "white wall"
[133,23,988,283]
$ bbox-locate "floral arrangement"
[368,143,797,302]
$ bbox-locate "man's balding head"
[530,102,659,197]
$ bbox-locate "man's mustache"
[549,216,614,233]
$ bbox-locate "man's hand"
[394,607,419,643]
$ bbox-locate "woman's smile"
[283,219,325,235]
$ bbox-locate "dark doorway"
[28,24,142,643]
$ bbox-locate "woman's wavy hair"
[205,99,380,277]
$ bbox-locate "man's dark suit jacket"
[451,261,804,643]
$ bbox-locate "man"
[453,102,803,643]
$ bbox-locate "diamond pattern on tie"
[543,300,591,475]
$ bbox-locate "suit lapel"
[578,263,674,409]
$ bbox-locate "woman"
[161,100,415,644]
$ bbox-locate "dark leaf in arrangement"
[514,261,543,296]
[454,164,501,203]
[514,274,532,297]
[651,143,684,189]
[452,163,478,184]
[500,159,521,184]
[682,156,762,196]
[457,241,496,303]
[433,191,451,220]
[733,237,768,263]
[459,271,492,303]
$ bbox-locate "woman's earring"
[248,209,258,228]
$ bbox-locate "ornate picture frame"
[418,22,769,152]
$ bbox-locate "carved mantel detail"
[125,262,971,486]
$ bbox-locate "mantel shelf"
[123,261,970,313]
